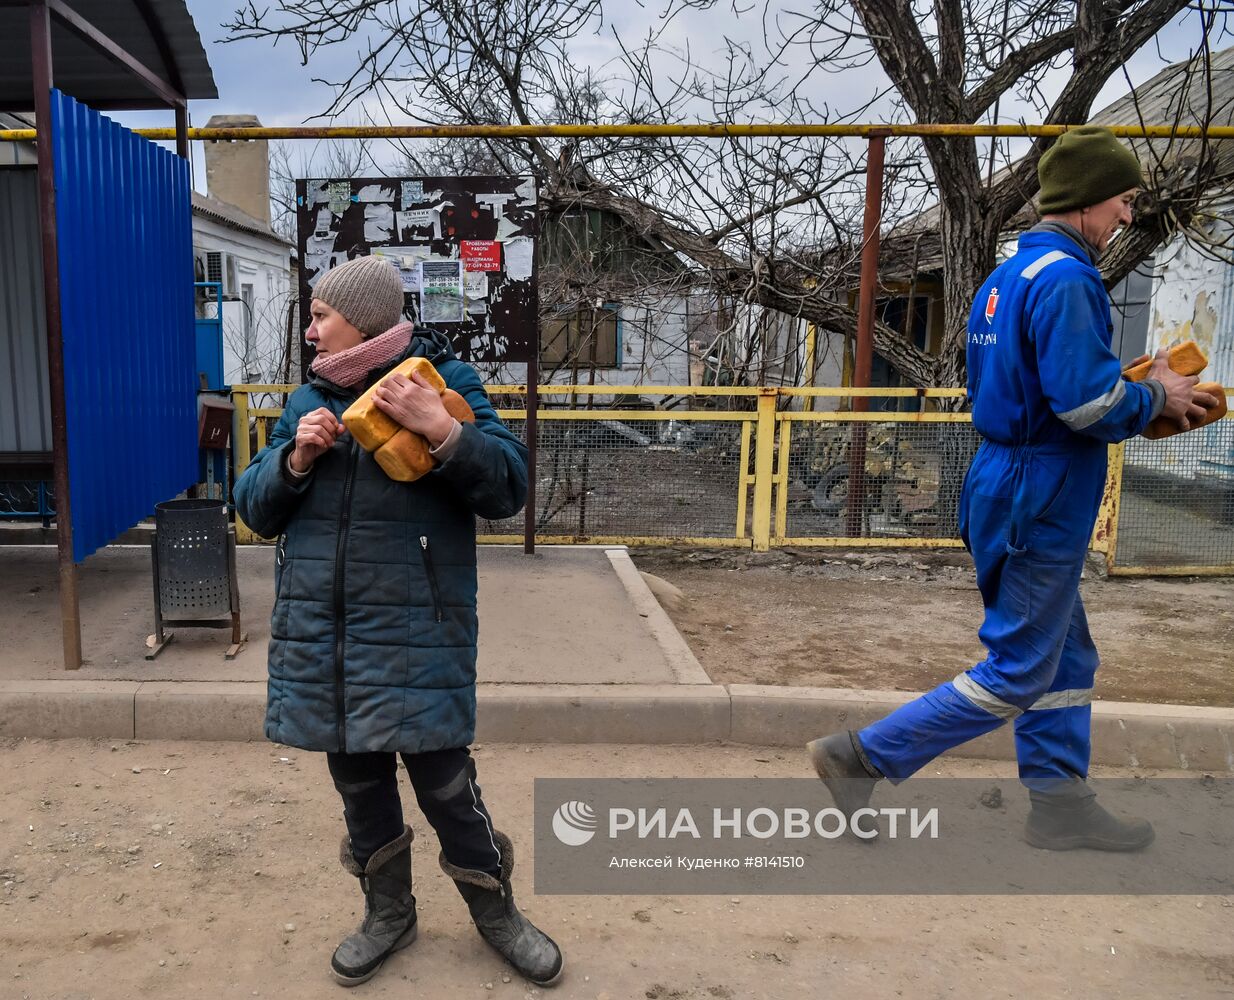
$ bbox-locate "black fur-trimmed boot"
[439,830,563,987]
[331,825,417,986]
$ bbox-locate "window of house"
[540,304,621,369]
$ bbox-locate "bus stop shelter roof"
[0,0,218,111]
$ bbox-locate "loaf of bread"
[1141,382,1228,440]
[1122,340,1208,382]
[1121,341,1227,439]
[373,388,476,482]
[341,357,448,451]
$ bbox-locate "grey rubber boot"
[806,731,883,841]
[331,825,417,986]
[440,830,563,987]
[1024,780,1155,852]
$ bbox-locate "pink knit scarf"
[310,322,414,388]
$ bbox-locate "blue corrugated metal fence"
[51,90,198,563]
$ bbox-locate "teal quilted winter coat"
[233,329,527,754]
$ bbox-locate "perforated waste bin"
[148,498,246,659]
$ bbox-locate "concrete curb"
[604,547,713,685]
[1,680,1232,772]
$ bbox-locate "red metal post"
[524,355,537,555]
[846,132,886,537]
[30,0,82,669]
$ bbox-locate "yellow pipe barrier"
[783,410,973,422]
[226,385,1233,572]
[476,534,753,547]
[774,418,793,541]
[751,389,778,552]
[777,536,969,549]
[1091,442,1125,559]
[777,387,968,397]
[232,389,255,544]
[735,421,753,540]
[7,123,1234,142]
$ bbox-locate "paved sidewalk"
[2,545,1233,771]
[2,544,707,685]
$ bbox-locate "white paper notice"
[502,236,534,281]
[496,216,522,240]
[373,246,433,292]
[464,271,488,314]
[356,183,396,202]
[419,259,465,323]
[364,203,395,241]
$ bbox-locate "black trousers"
[327,747,503,878]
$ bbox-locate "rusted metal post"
[524,356,538,555]
[846,132,886,537]
[174,102,188,159]
[31,0,82,669]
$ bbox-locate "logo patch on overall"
[984,288,999,324]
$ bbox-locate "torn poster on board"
[328,181,352,215]
[356,183,396,203]
[401,180,424,208]
[502,236,534,281]
[364,203,395,242]
[464,271,488,314]
[372,246,435,293]
[419,259,465,323]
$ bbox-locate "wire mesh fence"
[775,417,979,545]
[478,415,752,540]
[1111,416,1234,572]
[226,385,1233,574]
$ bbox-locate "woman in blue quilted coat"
[233,254,562,989]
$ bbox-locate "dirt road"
[3,738,1232,999]
[633,549,1234,706]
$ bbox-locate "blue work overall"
[857,230,1158,790]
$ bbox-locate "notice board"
[295,175,538,380]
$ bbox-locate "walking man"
[807,126,1216,850]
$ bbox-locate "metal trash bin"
[147,498,247,660]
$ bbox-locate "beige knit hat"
[312,255,405,338]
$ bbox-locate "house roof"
[192,191,291,247]
[0,0,217,112]
[1092,43,1234,181]
[889,45,1234,248]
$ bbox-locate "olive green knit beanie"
[1038,126,1145,213]
[312,255,406,338]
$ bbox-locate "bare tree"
[750,0,1230,384]
[269,136,381,239]
[225,0,1228,392]
[224,0,940,389]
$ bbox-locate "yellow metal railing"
[229,384,1234,574]
[9,123,1234,143]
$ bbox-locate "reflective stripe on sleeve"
[1057,379,1127,430]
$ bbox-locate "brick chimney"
[203,114,271,225]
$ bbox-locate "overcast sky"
[112,1,1224,194]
